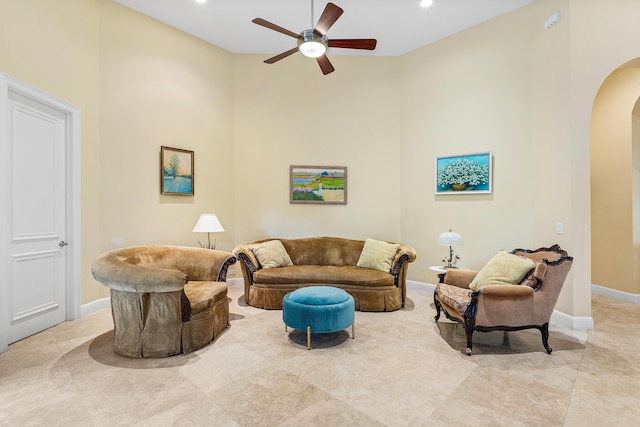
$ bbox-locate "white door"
[0,73,80,351]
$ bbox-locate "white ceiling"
[113,0,533,57]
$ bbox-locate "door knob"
[59,240,69,247]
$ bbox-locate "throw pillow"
[469,251,535,291]
[356,238,400,272]
[249,240,293,269]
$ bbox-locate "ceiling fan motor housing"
[297,29,328,58]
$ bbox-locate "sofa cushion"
[288,286,351,305]
[184,281,227,315]
[356,238,400,272]
[436,283,472,316]
[281,237,364,266]
[250,240,293,269]
[253,265,394,287]
[469,251,535,291]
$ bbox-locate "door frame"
[0,72,81,352]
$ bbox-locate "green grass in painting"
[292,191,324,201]
[292,176,344,190]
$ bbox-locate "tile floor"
[1,283,639,426]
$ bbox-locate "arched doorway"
[590,59,640,303]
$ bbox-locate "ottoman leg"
[352,322,355,339]
[307,326,311,350]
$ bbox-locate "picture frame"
[435,151,492,195]
[160,146,194,196]
[290,165,347,205]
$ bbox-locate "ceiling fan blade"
[264,47,299,64]
[328,39,377,50]
[316,55,335,75]
[252,18,299,39]
[314,3,343,36]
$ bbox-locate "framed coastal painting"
[290,165,347,205]
[160,146,194,196]
[435,151,492,195]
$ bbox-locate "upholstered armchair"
[92,246,236,357]
[434,245,573,356]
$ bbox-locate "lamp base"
[197,236,216,250]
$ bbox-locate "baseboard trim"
[407,280,435,292]
[80,297,110,317]
[592,284,640,304]
[227,277,243,287]
[550,310,594,330]
[82,279,599,330]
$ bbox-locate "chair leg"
[463,302,477,356]
[465,326,473,356]
[541,323,552,354]
[463,303,478,356]
[502,331,510,346]
[433,293,441,321]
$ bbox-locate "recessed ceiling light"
[420,0,434,7]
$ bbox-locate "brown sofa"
[233,237,417,312]
[91,245,236,357]
[434,245,573,355]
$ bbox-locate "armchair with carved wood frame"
[434,245,573,356]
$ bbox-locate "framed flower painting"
[435,152,492,194]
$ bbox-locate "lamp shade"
[438,229,463,246]
[192,214,225,233]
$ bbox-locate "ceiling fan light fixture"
[298,29,328,58]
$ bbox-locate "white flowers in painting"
[437,158,489,186]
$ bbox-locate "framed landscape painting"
[160,146,194,195]
[435,151,492,195]
[290,165,347,205]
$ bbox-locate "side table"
[429,266,447,283]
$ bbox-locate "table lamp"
[438,229,463,268]
[192,213,224,249]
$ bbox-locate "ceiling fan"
[252,1,377,75]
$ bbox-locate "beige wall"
[0,0,103,303]
[530,0,576,314]
[4,0,640,317]
[400,6,535,284]
[99,1,235,255]
[0,0,235,304]
[232,54,401,244]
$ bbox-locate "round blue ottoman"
[282,286,355,350]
